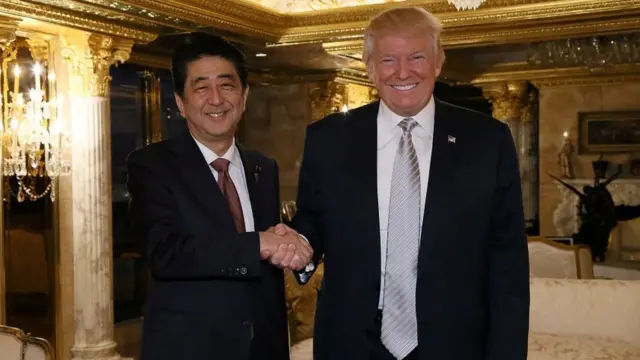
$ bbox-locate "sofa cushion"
[290,334,640,360]
[529,332,640,360]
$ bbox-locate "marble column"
[56,31,133,360]
[520,90,540,228]
[483,82,536,222]
[0,16,18,325]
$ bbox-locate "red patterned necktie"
[210,158,245,232]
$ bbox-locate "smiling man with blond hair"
[283,6,530,360]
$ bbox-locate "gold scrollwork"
[308,80,346,123]
[88,34,132,97]
[61,33,133,97]
[482,81,528,122]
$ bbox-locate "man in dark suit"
[126,32,312,360]
[280,6,530,360]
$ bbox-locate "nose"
[208,87,224,105]
[397,58,410,79]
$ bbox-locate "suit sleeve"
[126,150,262,281]
[292,125,325,269]
[486,122,530,360]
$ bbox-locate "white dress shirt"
[377,97,435,308]
[193,136,255,232]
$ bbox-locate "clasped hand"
[259,224,312,271]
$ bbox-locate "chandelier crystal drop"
[447,0,487,11]
[0,57,72,202]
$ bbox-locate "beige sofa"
[529,277,640,359]
[290,278,640,360]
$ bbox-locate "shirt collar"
[377,95,435,149]
[192,135,242,170]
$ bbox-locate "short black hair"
[170,32,248,97]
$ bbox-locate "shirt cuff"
[296,233,315,272]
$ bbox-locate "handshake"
[259,224,313,271]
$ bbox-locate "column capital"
[308,80,346,122]
[482,81,528,122]
[60,32,133,97]
[26,38,50,64]
[88,34,132,97]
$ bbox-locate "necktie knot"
[399,117,418,134]
[211,158,230,172]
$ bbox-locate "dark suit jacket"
[292,99,530,360]
[126,132,289,360]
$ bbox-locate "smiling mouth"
[392,84,418,91]
[205,110,228,118]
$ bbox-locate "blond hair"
[362,7,445,67]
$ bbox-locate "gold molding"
[129,50,374,89]
[119,0,284,40]
[24,0,165,30]
[531,74,640,87]
[0,0,157,43]
[0,0,637,62]
[466,62,640,86]
[0,15,18,48]
[129,51,170,69]
[275,0,640,46]
[108,0,640,47]
[335,69,372,88]
[248,71,335,85]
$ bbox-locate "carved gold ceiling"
[246,0,408,13]
[1,0,640,85]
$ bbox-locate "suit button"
[374,283,380,292]
[240,267,247,275]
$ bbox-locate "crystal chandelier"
[527,33,640,71]
[0,40,71,202]
[447,0,487,10]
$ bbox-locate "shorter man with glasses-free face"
[127,32,311,360]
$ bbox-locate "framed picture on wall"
[578,110,640,153]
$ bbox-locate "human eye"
[381,57,395,65]
[193,82,208,92]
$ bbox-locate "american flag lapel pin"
[448,135,456,143]
[254,165,261,183]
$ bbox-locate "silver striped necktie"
[381,117,420,359]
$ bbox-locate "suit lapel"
[237,145,264,230]
[346,102,381,265]
[169,132,236,231]
[420,100,455,255]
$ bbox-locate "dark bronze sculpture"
[550,164,640,262]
